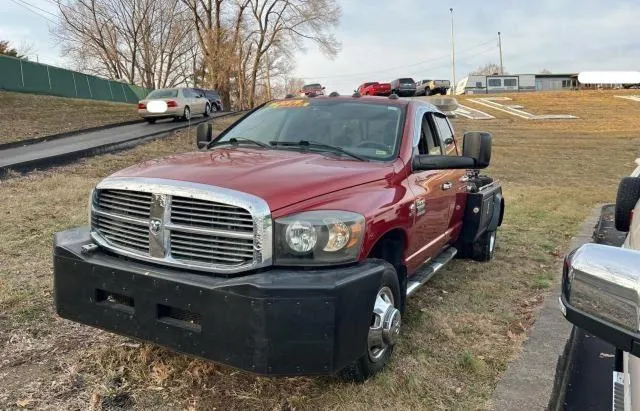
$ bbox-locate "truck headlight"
[274,210,365,266]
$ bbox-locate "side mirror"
[322,86,326,90]
[196,122,213,149]
[412,131,492,171]
[560,244,640,355]
[462,131,491,168]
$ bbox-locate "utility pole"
[498,32,504,75]
[449,8,456,94]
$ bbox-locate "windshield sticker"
[268,100,310,108]
[375,150,388,156]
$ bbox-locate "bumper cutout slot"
[157,304,202,332]
[96,289,134,314]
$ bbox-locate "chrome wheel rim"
[205,105,210,115]
[368,286,401,362]
[184,107,191,120]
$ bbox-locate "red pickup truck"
[357,81,392,96]
[53,94,504,381]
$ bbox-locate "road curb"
[0,119,146,151]
[0,112,241,176]
[490,204,604,411]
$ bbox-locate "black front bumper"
[53,227,384,376]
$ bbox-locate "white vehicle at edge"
[559,157,640,411]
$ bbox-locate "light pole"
[498,32,504,75]
[450,8,456,94]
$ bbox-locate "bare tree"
[245,0,340,106]
[54,0,196,88]
[471,62,507,76]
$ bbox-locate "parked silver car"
[560,157,640,411]
[138,88,211,123]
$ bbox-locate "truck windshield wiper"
[269,140,368,161]
[207,137,271,149]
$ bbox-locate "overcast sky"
[1,0,638,94]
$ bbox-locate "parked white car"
[560,157,640,411]
[138,87,211,123]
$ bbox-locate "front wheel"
[339,265,401,382]
[203,103,211,117]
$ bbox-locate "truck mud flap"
[460,183,504,243]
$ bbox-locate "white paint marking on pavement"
[615,95,640,102]
[467,97,578,119]
[454,104,495,120]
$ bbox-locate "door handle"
[441,182,453,190]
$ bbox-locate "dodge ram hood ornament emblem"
[149,218,162,235]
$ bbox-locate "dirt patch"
[0,91,139,145]
[1,91,639,409]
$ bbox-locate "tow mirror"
[412,131,492,171]
[462,131,491,168]
[560,243,640,355]
[196,122,214,149]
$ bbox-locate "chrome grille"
[171,196,253,232]
[98,189,152,218]
[92,213,149,253]
[89,178,271,274]
[170,231,254,264]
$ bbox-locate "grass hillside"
[0,91,139,145]
[1,90,640,409]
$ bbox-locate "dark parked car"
[390,78,416,97]
[194,88,224,112]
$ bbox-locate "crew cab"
[357,82,392,96]
[53,94,504,381]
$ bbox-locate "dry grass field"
[1,90,639,410]
[0,91,139,145]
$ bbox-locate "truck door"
[405,111,458,273]
[432,113,468,236]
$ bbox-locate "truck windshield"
[218,99,405,161]
[399,78,415,84]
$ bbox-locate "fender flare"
[488,192,505,232]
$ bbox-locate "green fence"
[0,54,152,104]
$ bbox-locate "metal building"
[534,74,578,91]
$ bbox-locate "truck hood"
[109,148,397,211]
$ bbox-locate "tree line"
[53,0,341,109]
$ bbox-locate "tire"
[615,177,640,231]
[471,230,497,262]
[440,90,446,95]
[182,106,191,121]
[212,104,219,112]
[339,264,401,382]
[203,104,211,117]
[145,118,156,124]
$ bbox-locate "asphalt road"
[562,204,628,411]
[0,114,225,172]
